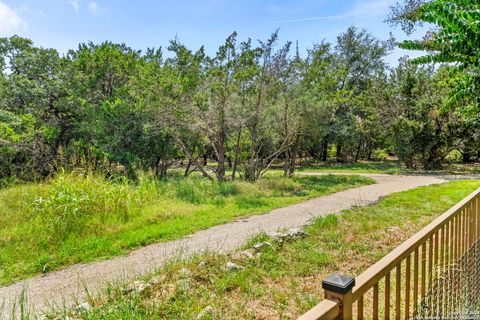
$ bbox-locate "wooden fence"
[298,187,480,320]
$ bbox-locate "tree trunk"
[462,151,472,163]
[216,132,226,183]
[184,143,197,177]
[184,158,192,177]
[247,123,258,182]
[321,137,328,162]
[203,153,208,166]
[336,143,343,162]
[354,140,362,163]
[174,135,213,180]
[232,128,242,181]
[156,159,169,180]
[283,97,290,177]
[283,148,290,177]
[288,134,301,177]
[155,156,162,177]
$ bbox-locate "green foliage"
[389,60,464,169]
[39,179,480,319]
[390,0,480,114]
[0,172,372,285]
[0,25,474,182]
[172,178,208,204]
[32,173,152,239]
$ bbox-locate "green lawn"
[295,160,405,174]
[54,179,480,320]
[293,160,480,175]
[0,172,372,286]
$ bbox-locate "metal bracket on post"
[322,274,355,320]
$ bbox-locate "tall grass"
[31,173,156,239]
[0,171,372,285]
[57,180,480,320]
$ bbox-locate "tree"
[389,0,480,114]
[387,59,464,169]
[199,32,238,182]
[0,36,74,178]
[243,31,291,181]
[327,27,393,162]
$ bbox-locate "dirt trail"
[0,174,455,317]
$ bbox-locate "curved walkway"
[0,174,454,317]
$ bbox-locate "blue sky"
[0,0,424,65]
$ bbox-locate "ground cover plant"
[41,179,480,320]
[0,172,372,286]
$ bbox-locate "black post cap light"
[322,273,355,294]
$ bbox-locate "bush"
[371,149,388,160]
[445,150,462,163]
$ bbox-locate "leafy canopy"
[389,0,480,114]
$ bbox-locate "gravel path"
[0,174,453,317]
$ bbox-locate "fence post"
[322,274,355,320]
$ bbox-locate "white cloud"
[69,0,80,13]
[0,1,27,35]
[274,0,390,24]
[347,0,390,18]
[88,1,98,14]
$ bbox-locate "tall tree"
[389,0,480,114]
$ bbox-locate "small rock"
[266,231,282,239]
[226,261,243,271]
[150,274,167,286]
[231,249,256,260]
[252,241,272,251]
[133,280,151,294]
[284,228,308,239]
[74,302,92,313]
[267,228,308,241]
[195,306,214,319]
[198,261,207,268]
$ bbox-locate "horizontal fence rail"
[298,187,480,320]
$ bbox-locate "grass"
[294,160,405,174]
[0,171,372,286]
[273,160,480,175]
[46,179,480,320]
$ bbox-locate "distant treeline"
[0,24,478,183]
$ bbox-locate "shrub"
[445,150,462,163]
